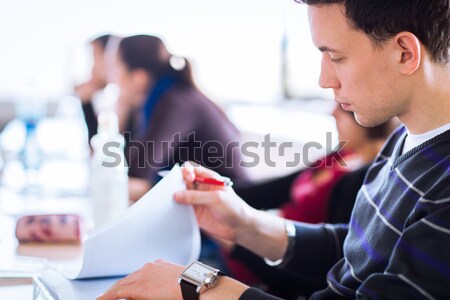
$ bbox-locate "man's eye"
[330,57,344,63]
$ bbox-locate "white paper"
[62,165,201,279]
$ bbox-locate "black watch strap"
[180,279,199,300]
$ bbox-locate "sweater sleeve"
[230,244,327,297]
[232,222,348,285]
[282,222,348,279]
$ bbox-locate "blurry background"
[0,0,337,182]
[0,3,338,298]
[0,0,332,104]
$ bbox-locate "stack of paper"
[62,165,201,279]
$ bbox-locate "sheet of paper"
[62,165,201,279]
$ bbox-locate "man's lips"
[340,103,351,110]
[336,99,352,110]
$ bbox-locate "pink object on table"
[15,214,82,243]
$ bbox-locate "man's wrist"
[235,209,288,261]
[200,276,248,300]
[235,206,259,245]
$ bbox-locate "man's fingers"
[181,163,196,183]
[174,190,220,206]
[97,270,141,300]
[193,166,221,179]
[109,272,138,288]
[182,162,222,181]
[97,285,133,300]
[181,162,228,192]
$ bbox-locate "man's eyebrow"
[318,46,341,53]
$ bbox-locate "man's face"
[308,4,406,127]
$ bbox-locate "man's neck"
[400,64,450,134]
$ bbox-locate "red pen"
[157,170,233,187]
[193,176,233,187]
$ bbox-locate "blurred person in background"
[75,34,124,141]
[114,34,249,202]
[236,104,399,224]
[77,34,249,202]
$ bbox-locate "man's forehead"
[307,3,347,27]
[307,4,352,52]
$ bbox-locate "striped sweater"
[240,126,450,299]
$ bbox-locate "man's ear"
[393,32,421,75]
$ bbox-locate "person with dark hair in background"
[98,0,450,299]
[236,104,398,223]
[75,34,122,141]
[115,35,248,202]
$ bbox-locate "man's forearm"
[235,208,288,262]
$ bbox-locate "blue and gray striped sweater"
[240,126,450,299]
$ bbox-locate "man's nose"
[318,54,340,90]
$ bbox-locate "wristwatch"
[178,261,225,300]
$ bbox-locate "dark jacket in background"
[82,85,249,185]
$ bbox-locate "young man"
[98,0,450,299]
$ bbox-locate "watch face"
[184,263,211,282]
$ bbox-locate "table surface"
[0,211,86,299]
[0,101,93,299]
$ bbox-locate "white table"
[0,206,87,300]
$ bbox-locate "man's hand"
[176,163,288,262]
[97,260,184,300]
[74,79,104,103]
[174,163,255,243]
[97,259,248,300]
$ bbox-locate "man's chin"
[355,115,391,128]
[354,114,375,128]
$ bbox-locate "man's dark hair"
[296,0,450,64]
